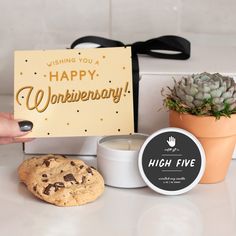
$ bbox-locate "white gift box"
[24,45,236,158]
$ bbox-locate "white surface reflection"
[136,179,236,236]
[137,197,202,236]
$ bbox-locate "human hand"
[0,113,33,144]
[167,136,176,147]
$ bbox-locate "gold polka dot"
[20,72,23,75]
[123,66,126,70]
[100,118,103,121]
[45,118,48,121]
[102,55,106,59]
[43,74,47,78]
[67,123,70,125]
[96,74,99,76]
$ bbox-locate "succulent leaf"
[210,89,222,98]
[212,97,224,104]
[163,72,236,118]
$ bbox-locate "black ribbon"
[70,35,191,132]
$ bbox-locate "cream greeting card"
[14,47,134,137]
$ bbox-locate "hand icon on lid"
[167,136,176,147]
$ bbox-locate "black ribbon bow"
[70,35,191,132]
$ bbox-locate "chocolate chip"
[42,174,47,178]
[54,182,65,188]
[43,160,50,167]
[43,182,65,195]
[70,161,76,166]
[42,156,57,167]
[43,184,54,195]
[33,185,37,192]
[61,155,67,158]
[86,167,93,175]
[63,173,77,182]
[91,166,96,170]
[79,165,84,169]
[60,170,64,173]
[54,182,65,192]
[42,179,48,183]
[81,176,86,184]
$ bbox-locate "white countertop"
[0,95,236,236]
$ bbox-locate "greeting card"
[14,47,134,137]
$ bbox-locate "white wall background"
[1,0,236,95]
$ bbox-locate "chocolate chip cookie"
[18,154,66,183]
[18,155,104,206]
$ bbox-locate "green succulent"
[163,72,236,118]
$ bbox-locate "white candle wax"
[100,138,145,151]
[97,134,148,188]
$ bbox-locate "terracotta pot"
[169,110,236,184]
